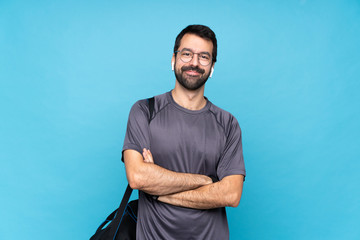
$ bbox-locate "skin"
[142,149,244,209]
[124,149,212,196]
[171,33,214,111]
[123,33,244,209]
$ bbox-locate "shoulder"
[208,102,241,136]
[152,92,171,114]
[129,92,171,118]
[129,99,149,118]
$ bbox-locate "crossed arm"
[123,149,244,209]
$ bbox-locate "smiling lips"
[185,70,201,76]
[181,66,205,76]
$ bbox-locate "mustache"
[181,66,205,74]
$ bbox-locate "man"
[122,25,246,240]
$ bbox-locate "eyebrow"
[182,48,211,56]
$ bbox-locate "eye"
[181,51,192,58]
[200,54,210,60]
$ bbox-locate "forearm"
[158,175,243,209]
[125,149,213,196]
[130,162,212,196]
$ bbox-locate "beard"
[174,63,211,91]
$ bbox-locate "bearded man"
[122,24,246,240]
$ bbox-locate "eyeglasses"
[175,49,212,66]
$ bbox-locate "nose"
[189,53,200,66]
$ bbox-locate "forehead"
[179,33,213,54]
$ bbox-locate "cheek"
[174,60,181,70]
[176,63,185,72]
[203,67,211,74]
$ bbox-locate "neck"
[172,82,206,110]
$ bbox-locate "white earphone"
[171,62,175,71]
[209,68,214,78]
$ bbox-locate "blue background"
[1,0,359,239]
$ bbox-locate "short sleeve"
[122,100,151,161]
[217,116,246,180]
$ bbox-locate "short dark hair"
[174,24,217,63]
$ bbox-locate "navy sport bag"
[90,97,155,240]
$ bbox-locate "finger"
[143,151,148,160]
[146,151,154,163]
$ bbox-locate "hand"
[142,148,154,164]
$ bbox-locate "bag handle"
[94,209,117,233]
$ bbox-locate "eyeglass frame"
[174,48,213,66]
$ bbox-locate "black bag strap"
[107,97,155,238]
[147,97,155,123]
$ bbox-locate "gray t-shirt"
[123,91,246,240]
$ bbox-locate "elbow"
[127,171,143,190]
[221,175,244,208]
[230,198,240,208]
[228,192,242,208]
